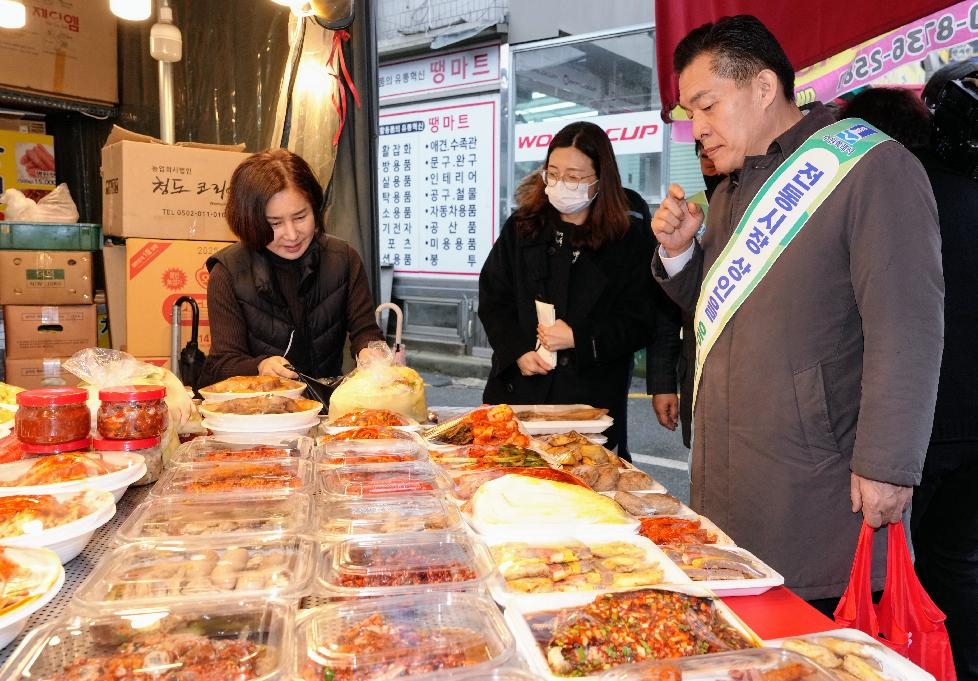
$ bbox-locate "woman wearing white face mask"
[479,121,656,454]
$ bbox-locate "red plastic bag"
[835,522,956,680]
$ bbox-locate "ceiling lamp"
[110,0,152,21]
[0,0,26,29]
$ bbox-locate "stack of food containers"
[1,434,316,678]
[302,432,518,679]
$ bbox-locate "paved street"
[420,371,692,505]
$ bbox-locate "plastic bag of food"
[327,341,427,422]
[63,348,192,470]
[0,183,79,223]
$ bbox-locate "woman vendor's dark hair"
[513,121,630,250]
[675,14,795,103]
[225,148,325,250]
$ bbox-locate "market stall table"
[0,487,841,672]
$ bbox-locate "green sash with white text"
[691,118,892,411]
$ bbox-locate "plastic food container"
[319,460,453,499]
[73,534,315,608]
[317,529,494,598]
[293,591,514,680]
[598,648,838,680]
[0,489,116,563]
[486,534,691,608]
[170,433,315,464]
[0,451,148,502]
[504,585,761,680]
[317,493,463,543]
[317,439,427,466]
[116,491,314,543]
[97,385,168,439]
[765,628,938,681]
[92,436,163,486]
[151,457,314,497]
[660,543,785,597]
[0,546,65,649]
[14,387,90,446]
[2,599,291,680]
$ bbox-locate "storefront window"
[509,27,663,208]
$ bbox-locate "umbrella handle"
[174,296,200,344]
[375,302,403,348]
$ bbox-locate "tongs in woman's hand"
[284,364,343,407]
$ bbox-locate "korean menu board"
[378,95,499,277]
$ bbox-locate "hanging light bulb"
[110,0,152,21]
[0,0,26,29]
[269,0,314,17]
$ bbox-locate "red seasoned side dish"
[527,588,754,676]
[0,453,125,487]
[329,409,411,427]
[0,493,92,538]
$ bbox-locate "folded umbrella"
[170,296,206,398]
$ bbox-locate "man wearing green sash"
[652,15,944,611]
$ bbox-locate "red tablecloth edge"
[724,586,838,641]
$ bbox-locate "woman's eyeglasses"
[540,170,597,191]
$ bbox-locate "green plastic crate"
[0,222,102,251]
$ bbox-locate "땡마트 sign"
[514,111,663,164]
[377,94,499,278]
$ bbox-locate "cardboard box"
[101,127,248,242]
[0,113,46,134]
[0,251,93,305]
[0,130,56,220]
[103,238,231,358]
[3,304,97,359]
[3,357,74,389]
[0,0,117,105]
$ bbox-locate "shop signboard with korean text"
[379,44,501,102]
[378,94,500,278]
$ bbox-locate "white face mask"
[544,177,598,215]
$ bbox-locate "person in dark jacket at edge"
[651,15,943,614]
[843,69,978,680]
[648,140,725,449]
[479,121,656,456]
[199,149,384,387]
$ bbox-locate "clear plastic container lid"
[318,439,427,466]
[0,545,63,619]
[73,534,316,608]
[318,460,453,499]
[0,489,116,564]
[0,546,65,649]
[317,493,463,542]
[3,599,291,680]
[151,457,314,497]
[116,491,314,543]
[598,648,838,680]
[0,452,147,504]
[317,529,494,598]
[0,489,113,539]
[294,591,513,680]
[170,433,315,464]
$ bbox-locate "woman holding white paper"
[478,121,655,452]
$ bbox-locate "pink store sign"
[379,44,501,101]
